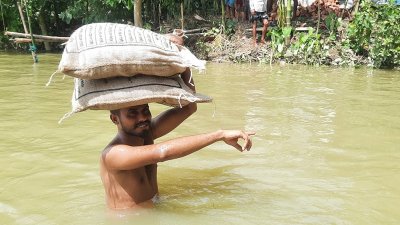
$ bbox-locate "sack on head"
[59,75,212,123]
[58,23,205,80]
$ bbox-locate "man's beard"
[121,121,150,138]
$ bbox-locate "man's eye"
[128,111,138,116]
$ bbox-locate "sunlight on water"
[0,53,399,225]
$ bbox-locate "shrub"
[347,0,400,68]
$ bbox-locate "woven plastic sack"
[59,75,212,123]
[57,23,205,80]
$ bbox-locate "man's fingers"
[223,130,255,152]
[242,137,251,151]
[242,131,255,151]
[246,131,256,136]
[230,142,243,152]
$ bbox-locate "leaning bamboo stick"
[12,38,46,43]
[4,31,69,42]
[16,2,28,34]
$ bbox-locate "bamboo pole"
[24,0,38,63]
[285,0,292,45]
[286,0,291,27]
[16,1,28,33]
[4,31,69,41]
[17,0,37,63]
[13,38,46,43]
[180,1,184,30]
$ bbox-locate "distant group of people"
[225,0,274,45]
[225,0,248,22]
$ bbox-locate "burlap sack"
[59,75,212,123]
[58,23,205,79]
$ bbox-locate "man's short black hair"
[110,109,120,116]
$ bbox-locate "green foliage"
[205,26,222,38]
[270,26,292,57]
[0,0,22,33]
[106,0,132,9]
[194,39,211,59]
[347,0,400,68]
[59,0,131,25]
[325,13,339,40]
[286,28,327,65]
[224,19,237,36]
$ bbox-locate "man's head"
[110,104,152,137]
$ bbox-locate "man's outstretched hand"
[220,130,256,152]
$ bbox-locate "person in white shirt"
[249,0,269,45]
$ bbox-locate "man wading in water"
[100,69,255,210]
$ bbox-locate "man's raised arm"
[151,68,197,139]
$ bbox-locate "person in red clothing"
[235,0,245,22]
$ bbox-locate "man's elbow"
[157,144,174,162]
[187,102,197,115]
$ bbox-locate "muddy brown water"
[0,53,399,225]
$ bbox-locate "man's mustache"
[135,120,150,128]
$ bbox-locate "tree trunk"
[52,1,61,33]
[38,10,51,51]
[86,0,89,23]
[152,0,159,29]
[158,3,161,30]
[134,0,143,27]
[1,0,6,30]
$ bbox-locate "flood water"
[0,53,399,225]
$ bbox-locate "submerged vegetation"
[0,0,399,69]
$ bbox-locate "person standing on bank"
[100,68,255,210]
[249,0,269,45]
[225,0,236,19]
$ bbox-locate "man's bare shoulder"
[101,143,133,172]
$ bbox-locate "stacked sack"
[56,23,212,122]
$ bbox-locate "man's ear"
[110,114,119,125]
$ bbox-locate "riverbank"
[188,1,399,70]
[189,19,369,67]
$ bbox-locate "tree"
[134,0,142,27]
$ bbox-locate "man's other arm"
[151,67,197,139]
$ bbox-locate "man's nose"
[138,112,149,121]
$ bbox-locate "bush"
[347,0,400,68]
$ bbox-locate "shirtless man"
[100,70,255,210]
